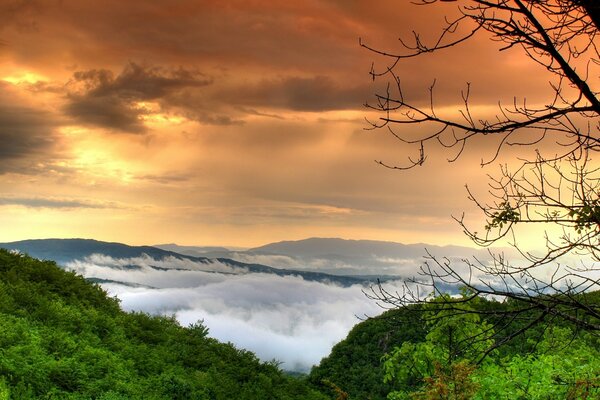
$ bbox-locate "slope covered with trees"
[310,293,600,399]
[309,306,426,400]
[0,249,328,399]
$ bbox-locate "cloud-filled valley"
[65,252,391,371]
[4,237,590,373]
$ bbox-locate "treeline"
[0,249,328,399]
[310,291,600,399]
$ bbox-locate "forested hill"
[310,294,600,399]
[309,306,426,400]
[0,249,329,399]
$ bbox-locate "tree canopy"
[311,292,600,399]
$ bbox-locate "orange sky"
[0,0,559,247]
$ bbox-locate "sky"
[0,0,553,247]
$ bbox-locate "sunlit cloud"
[2,71,49,85]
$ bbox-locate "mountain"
[160,237,498,277]
[0,238,186,265]
[0,239,392,287]
[309,306,426,400]
[249,237,484,259]
[153,243,235,258]
[309,291,600,400]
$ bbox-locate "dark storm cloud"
[64,95,147,133]
[0,0,46,33]
[0,107,54,159]
[160,74,370,125]
[183,111,245,126]
[64,63,212,133]
[135,172,192,185]
[73,64,211,100]
[0,84,58,174]
[0,1,365,86]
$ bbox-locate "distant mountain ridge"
[0,237,500,286]
[154,243,234,258]
[0,239,195,265]
[156,237,498,277]
[248,237,483,258]
[0,238,394,287]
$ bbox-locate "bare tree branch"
[364,0,600,358]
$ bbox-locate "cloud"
[68,254,249,280]
[219,76,369,111]
[64,63,212,133]
[227,251,437,276]
[0,0,563,249]
[0,196,121,209]
[0,106,55,158]
[220,239,518,278]
[181,110,245,126]
[0,82,59,174]
[2,0,365,72]
[64,95,147,133]
[0,0,45,33]
[69,251,596,372]
[65,254,389,371]
[135,172,192,185]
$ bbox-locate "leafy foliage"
[312,292,600,399]
[309,306,426,400]
[0,249,329,399]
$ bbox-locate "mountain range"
[156,237,498,277]
[0,238,419,287]
[0,237,503,289]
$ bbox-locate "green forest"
[1,248,599,399]
[311,292,600,399]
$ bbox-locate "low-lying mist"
[66,254,392,371]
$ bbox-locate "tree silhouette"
[363,0,600,353]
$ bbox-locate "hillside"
[310,294,600,399]
[309,306,427,400]
[1,239,395,372]
[0,249,329,399]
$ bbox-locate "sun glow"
[134,101,188,127]
[141,113,187,126]
[70,147,135,184]
[2,71,48,85]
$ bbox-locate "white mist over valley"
[64,251,398,371]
